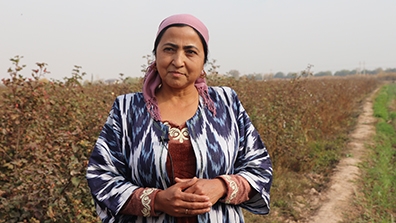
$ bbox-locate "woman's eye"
[186,50,197,55]
[164,47,174,52]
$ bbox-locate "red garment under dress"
[165,121,198,223]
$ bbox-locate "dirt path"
[308,90,377,223]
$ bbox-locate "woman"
[86,14,272,223]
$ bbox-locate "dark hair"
[152,24,208,64]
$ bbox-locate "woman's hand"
[175,177,227,205]
[154,177,212,217]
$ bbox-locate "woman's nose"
[172,52,184,67]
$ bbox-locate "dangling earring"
[200,70,207,78]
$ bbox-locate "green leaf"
[71,177,81,187]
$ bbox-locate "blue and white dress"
[86,86,273,223]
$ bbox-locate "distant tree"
[334,69,350,76]
[254,73,263,81]
[245,74,255,80]
[374,67,384,74]
[314,71,332,77]
[262,73,273,80]
[286,72,296,79]
[350,69,360,75]
[385,68,396,73]
[364,69,376,75]
[227,69,240,79]
[274,72,285,78]
[245,73,263,80]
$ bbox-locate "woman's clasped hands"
[154,177,227,217]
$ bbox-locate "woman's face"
[155,26,205,91]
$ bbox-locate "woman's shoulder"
[113,92,145,108]
[115,92,144,100]
[208,86,236,96]
[207,86,240,109]
[208,86,238,100]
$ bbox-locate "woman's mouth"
[169,71,185,76]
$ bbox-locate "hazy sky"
[1,0,395,81]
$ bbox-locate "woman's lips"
[169,71,185,77]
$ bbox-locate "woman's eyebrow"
[183,45,199,51]
[163,42,178,48]
[163,42,199,51]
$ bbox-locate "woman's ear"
[200,70,207,78]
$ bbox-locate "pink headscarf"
[143,14,216,121]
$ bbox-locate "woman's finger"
[176,177,198,191]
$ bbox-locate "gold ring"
[185,209,189,215]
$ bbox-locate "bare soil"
[307,90,377,223]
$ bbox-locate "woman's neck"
[155,85,200,125]
[156,85,199,106]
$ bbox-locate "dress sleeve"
[120,188,161,217]
[231,89,273,215]
[86,97,139,217]
[216,174,252,205]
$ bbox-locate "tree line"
[226,67,396,80]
